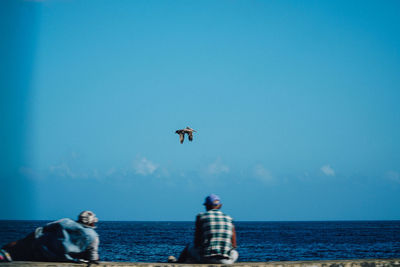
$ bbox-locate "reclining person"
[1,211,100,263]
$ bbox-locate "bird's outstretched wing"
[188,132,193,141]
[179,133,185,144]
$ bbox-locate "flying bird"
[175,127,197,144]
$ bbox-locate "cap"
[203,194,222,206]
[78,210,98,225]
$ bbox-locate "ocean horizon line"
[1,219,400,222]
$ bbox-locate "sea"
[0,220,399,262]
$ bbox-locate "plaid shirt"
[196,209,234,258]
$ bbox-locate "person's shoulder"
[196,212,206,218]
[77,222,99,238]
[223,212,233,221]
[47,218,73,225]
[201,210,216,217]
[61,218,79,224]
[44,218,78,231]
[85,226,99,237]
[60,218,75,223]
[218,210,234,221]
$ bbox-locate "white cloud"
[106,167,117,177]
[49,162,77,178]
[133,157,158,176]
[386,171,400,183]
[253,164,274,183]
[321,164,335,176]
[92,169,100,178]
[155,167,170,178]
[206,158,229,175]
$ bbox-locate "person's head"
[203,194,222,211]
[77,210,98,227]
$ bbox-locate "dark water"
[1,220,399,262]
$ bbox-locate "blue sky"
[1,0,400,221]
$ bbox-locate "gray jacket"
[34,218,99,262]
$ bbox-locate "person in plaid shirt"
[173,194,238,264]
